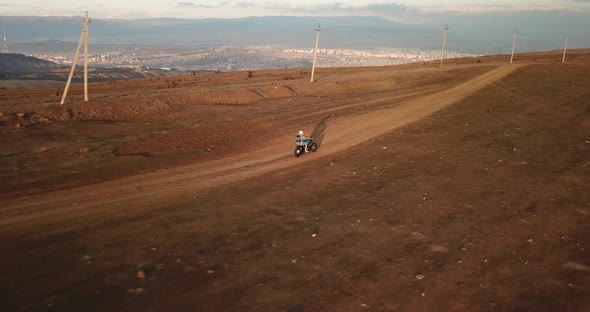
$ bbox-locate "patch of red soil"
[255,85,297,98]
[197,89,261,105]
[116,123,261,157]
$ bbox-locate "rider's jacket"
[296,134,306,144]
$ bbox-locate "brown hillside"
[0,49,589,312]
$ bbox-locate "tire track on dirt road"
[0,65,524,233]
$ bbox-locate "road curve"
[0,64,524,233]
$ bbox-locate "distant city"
[2,14,586,73]
[22,44,477,72]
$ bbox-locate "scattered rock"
[207,269,215,274]
[421,292,426,297]
[79,147,90,154]
[429,245,449,253]
[291,259,297,264]
[15,123,21,128]
[81,255,92,261]
[17,112,25,117]
[415,274,425,280]
[136,270,146,279]
[411,232,428,241]
[37,146,48,153]
[311,233,317,238]
[184,266,198,272]
[127,288,144,294]
[527,239,534,243]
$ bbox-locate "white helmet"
[298,130,304,135]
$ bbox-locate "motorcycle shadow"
[310,116,329,148]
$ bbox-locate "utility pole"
[2,32,7,53]
[561,35,570,63]
[440,24,449,68]
[310,24,321,83]
[84,12,89,102]
[510,30,518,64]
[61,12,90,105]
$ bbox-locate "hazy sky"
[1,0,589,21]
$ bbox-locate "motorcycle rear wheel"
[309,142,318,152]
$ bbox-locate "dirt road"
[0,65,522,233]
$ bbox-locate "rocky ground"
[0,50,589,311]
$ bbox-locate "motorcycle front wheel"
[309,142,318,152]
[294,146,303,157]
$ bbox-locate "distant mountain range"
[0,53,61,74]
[0,53,186,82]
[1,14,589,54]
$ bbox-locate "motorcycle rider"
[296,130,308,152]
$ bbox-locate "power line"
[2,32,7,53]
[510,29,518,64]
[310,24,321,83]
[61,12,91,105]
[440,24,449,69]
[84,12,90,102]
[561,35,570,63]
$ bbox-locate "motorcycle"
[294,137,318,157]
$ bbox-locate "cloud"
[361,3,408,13]
[235,2,256,7]
[176,2,196,7]
[264,1,589,16]
[176,1,251,9]
[264,2,408,13]
[417,3,589,14]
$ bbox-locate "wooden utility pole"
[310,24,321,83]
[2,32,7,53]
[510,30,518,64]
[440,24,449,68]
[84,12,89,102]
[561,35,570,63]
[61,12,90,105]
